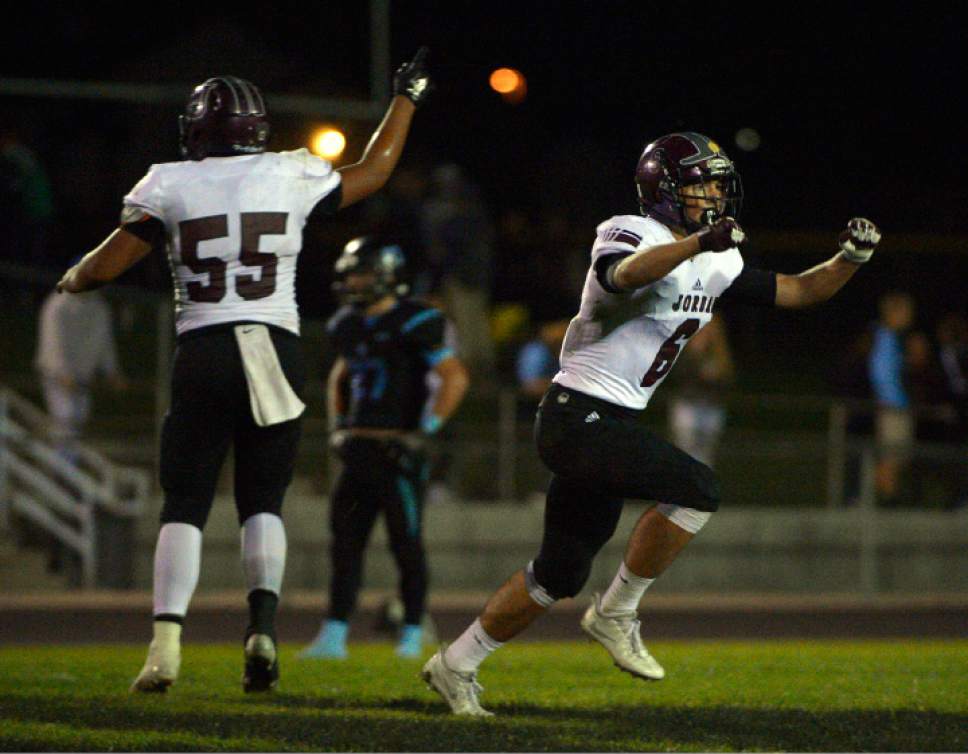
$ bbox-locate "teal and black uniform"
[325,298,452,625]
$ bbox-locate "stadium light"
[489,67,527,104]
[311,127,347,160]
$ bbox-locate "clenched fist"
[696,217,746,252]
[838,217,880,264]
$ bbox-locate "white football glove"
[838,217,880,263]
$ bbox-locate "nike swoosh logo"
[619,575,629,584]
[242,327,256,333]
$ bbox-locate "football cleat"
[395,624,423,659]
[298,620,348,659]
[421,647,494,717]
[580,593,665,681]
[130,636,181,693]
[242,633,279,693]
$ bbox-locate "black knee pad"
[689,463,721,512]
[532,550,594,600]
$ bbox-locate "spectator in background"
[868,292,915,505]
[421,163,496,375]
[0,126,54,268]
[935,313,968,508]
[827,329,875,505]
[905,330,949,439]
[34,284,128,458]
[904,329,952,506]
[666,314,734,467]
[936,313,968,436]
[516,320,569,408]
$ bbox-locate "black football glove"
[838,217,880,263]
[393,46,433,107]
[696,217,746,252]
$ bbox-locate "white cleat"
[421,647,494,717]
[243,633,279,693]
[131,637,181,693]
[580,593,665,681]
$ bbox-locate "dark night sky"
[1,3,960,233]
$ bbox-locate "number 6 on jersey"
[640,318,700,387]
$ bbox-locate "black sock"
[246,589,278,642]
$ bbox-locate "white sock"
[444,618,504,674]
[240,513,287,594]
[153,523,202,617]
[599,562,655,616]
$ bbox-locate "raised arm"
[337,47,433,209]
[774,218,880,308]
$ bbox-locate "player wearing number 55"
[57,48,434,695]
[422,132,880,716]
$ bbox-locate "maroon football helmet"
[178,76,270,161]
[635,132,743,232]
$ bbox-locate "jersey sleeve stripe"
[612,230,642,246]
[401,309,441,333]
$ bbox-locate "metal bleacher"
[0,385,150,588]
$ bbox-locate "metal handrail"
[0,385,150,588]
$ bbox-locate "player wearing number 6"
[422,131,880,716]
[57,48,434,695]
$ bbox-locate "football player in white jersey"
[57,48,434,694]
[421,132,881,716]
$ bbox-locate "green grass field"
[1,640,966,752]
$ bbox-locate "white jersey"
[123,149,341,336]
[554,215,744,409]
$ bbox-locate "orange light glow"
[310,127,346,160]
[489,68,527,104]
[490,68,522,94]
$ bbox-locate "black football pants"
[530,383,720,599]
[159,324,305,530]
[328,437,429,625]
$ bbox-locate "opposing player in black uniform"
[57,49,434,694]
[421,132,881,715]
[300,237,469,659]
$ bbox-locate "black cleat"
[243,633,279,693]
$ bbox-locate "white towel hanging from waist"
[234,324,305,427]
